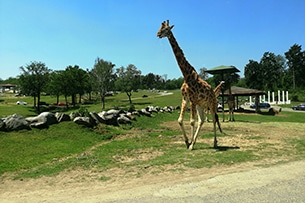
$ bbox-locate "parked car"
[57,102,66,106]
[38,101,49,106]
[16,101,27,105]
[292,104,305,111]
[250,102,270,109]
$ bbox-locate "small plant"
[78,106,89,117]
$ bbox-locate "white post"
[272,92,275,104]
[249,96,252,104]
[282,91,285,104]
[286,91,290,104]
[268,91,270,103]
[278,90,281,104]
[259,95,262,103]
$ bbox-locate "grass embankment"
[0,90,304,181]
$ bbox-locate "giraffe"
[227,85,235,121]
[157,20,222,149]
[214,81,225,98]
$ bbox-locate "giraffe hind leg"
[215,113,222,133]
[212,112,219,149]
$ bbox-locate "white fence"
[249,90,291,105]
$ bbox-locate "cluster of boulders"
[0,105,178,132]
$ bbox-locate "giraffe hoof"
[213,140,218,149]
[185,141,190,149]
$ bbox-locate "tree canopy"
[90,58,116,109]
[115,64,141,104]
[19,61,51,112]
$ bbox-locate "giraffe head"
[157,20,174,38]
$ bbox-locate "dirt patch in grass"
[112,148,164,163]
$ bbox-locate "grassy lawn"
[0,90,305,181]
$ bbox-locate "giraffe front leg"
[178,98,189,149]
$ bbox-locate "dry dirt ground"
[1,119,305,202]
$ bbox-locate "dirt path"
[1,159,304,203]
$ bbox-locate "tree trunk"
[33,95,37,107]
[71,94,76,107]
[255,95,260,113]
[37,93,41,112]
[65,95,69,108]
[101,94,105,110]
[79,94,82,103]
[127,92,132,104]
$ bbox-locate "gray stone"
[55,112,70,122]
[26,112,58,129]
[5,114,31,131]
[73,116,95,128]
[0,119,6,131]
[70,112,81,120]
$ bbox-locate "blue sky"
[1,0,305,80]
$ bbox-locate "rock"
[117,115,132,124]
[30,121,49,129]
[5,114,31,131]
[0,119,6,131]
[73,116,95,128]
[98,111,119,126]
[70,112,81,120]
[139,109,152,117]
[268,107,282,115]
[90,112,106,124]
[55,112,70,122]
[105,109,125,117]
[125,112,136,120]
[162,106,174,113]
[26,112,58,129]
[146,106,158,113]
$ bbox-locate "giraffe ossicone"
[157,20,222,150]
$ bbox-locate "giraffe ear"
[170,25,174,30]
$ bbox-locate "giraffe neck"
[214,82,223,98]
[167,31,198,81]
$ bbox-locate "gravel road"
[1,160,304,202]
[106,160,305,203]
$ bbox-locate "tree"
[19,61,51,112]
[260,52,286,91]
[164,77,184,90]
[142,73,156,89]
[115,64,141,104]
[64,65,89,106]
[285,44,305,89]
[212,72,240,89]
[198,67,209,80]
[47,71,63,104]
[58,70,72,107]
[90,58,115,109]
[244,60,264,90]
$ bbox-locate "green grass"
[232,111,305,123]
[0,90,305,180]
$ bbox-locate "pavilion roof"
[206,65,240,75]
[222,86,266,96]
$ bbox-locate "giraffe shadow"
[210,145,240,151]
